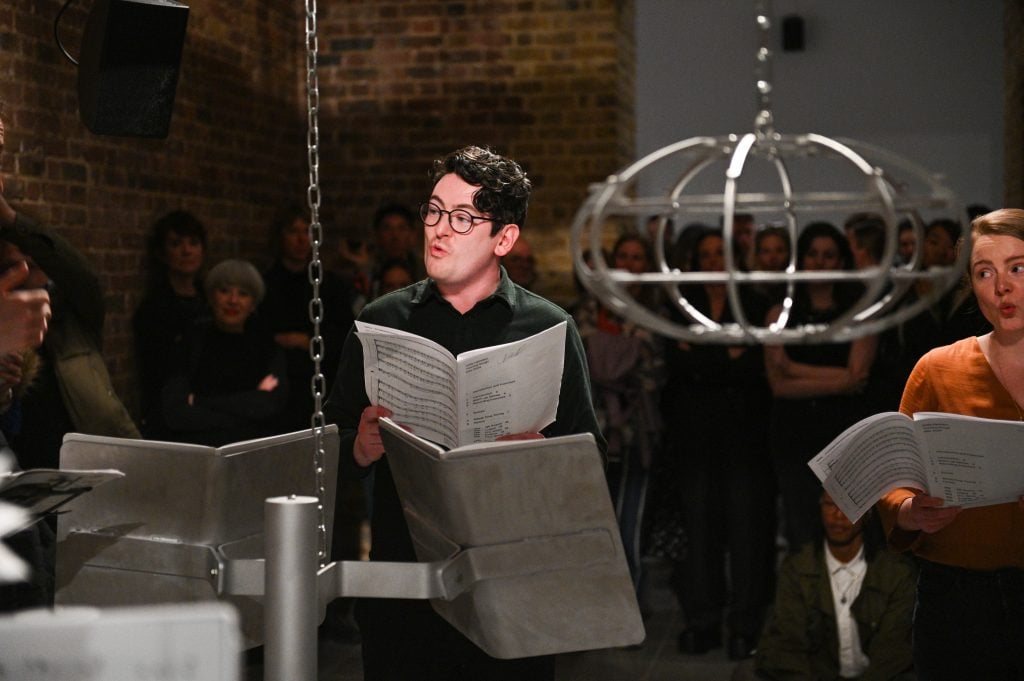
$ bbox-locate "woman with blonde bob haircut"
[159,259,287,446]
[877,208,1024,680]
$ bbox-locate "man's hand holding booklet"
[356,321,566,450]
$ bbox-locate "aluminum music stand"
[377,418,645,659]
[256,419,644,680]
[53,421,644,680]
[54,427,340,648]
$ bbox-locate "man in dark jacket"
[324,146,604,681]
[735,491,916,681]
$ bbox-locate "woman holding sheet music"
[876,208,1024,681]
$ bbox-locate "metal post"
[265,495,319,681]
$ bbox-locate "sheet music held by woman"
[355,320,567,450]
[808,411,1024,523]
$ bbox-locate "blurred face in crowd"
[376,212,416,260]
[849,239,875,271]
[733,217,755,257]
[898,227,916,265]
[802,235,842,272]
[755,233,789,272]
[922,226,956,268]
[696,234,725,273]
[211,284,256,333]
[281,217,311,267]
[970,233,1024,335]
[613,238,649,274]
[820,491,864,549]
[163,229,204,279]
[378,263,414,296]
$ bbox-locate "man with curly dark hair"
[325,146,604,680]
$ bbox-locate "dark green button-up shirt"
[324,267,604,561]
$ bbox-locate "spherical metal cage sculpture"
[571,1,968,345]
[570,130,965,345]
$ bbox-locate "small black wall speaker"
[77,0,190,138]
[781,15,805,52]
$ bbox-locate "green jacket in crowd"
[755,541,916,681]
[0,213,138,467]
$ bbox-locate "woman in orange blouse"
[876,208,1024,680]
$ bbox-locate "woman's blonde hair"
[971,208,1024,242]
[204,259,265,304]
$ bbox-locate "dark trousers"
[913,560,1024,681]
[672,388,775,638]
[607,443,649,591]
[356,597,555,681]
[677,449,775,637]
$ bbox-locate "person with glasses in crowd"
[324,145,604,681]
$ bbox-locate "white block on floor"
[0,602,240,681]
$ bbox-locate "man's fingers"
[10,290,51,347]
[0,261,29,293]
[371,405,394,419]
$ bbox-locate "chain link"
[753,0,776,140]
[304,0,328,567]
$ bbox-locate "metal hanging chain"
[753,0,776,140]
[304,0,328,568]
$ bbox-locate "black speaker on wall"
[781,15,805,52]
[77,0,190,138]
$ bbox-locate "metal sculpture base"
[54,425,644,680]
[55,427,341,649]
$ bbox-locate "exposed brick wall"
[1,1,307,416]
[316,0,636,303]
[1,0,635,420]
[1007,0,1024,206]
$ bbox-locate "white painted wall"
[635,0,1004,222]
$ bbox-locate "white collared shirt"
[824,543,870,678]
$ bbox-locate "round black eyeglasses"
[419,202,499,235]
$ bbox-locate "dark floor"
[246,557,741,681]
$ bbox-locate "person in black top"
[260,203,354,432]
[133,210,209,438]
[0,165,138,473]
[891,218,991,394]
[160,259,287,447]
[323,146,604,681]
[0,114,136,608]
[665,228,775,660]
[368,202,424,300]
[764,223,878,553]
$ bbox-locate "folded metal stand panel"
[376,420,645,659]
[53,422,644,679]
[55,427,340,649]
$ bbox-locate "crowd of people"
[1,127,1022,681]
[568,208,1012,679]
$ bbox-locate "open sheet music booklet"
[378,415,596,461]
[809,411,1024,523]
[356,320,566,450]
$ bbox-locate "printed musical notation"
[356,321,566,449]
[809,411,1024,522]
